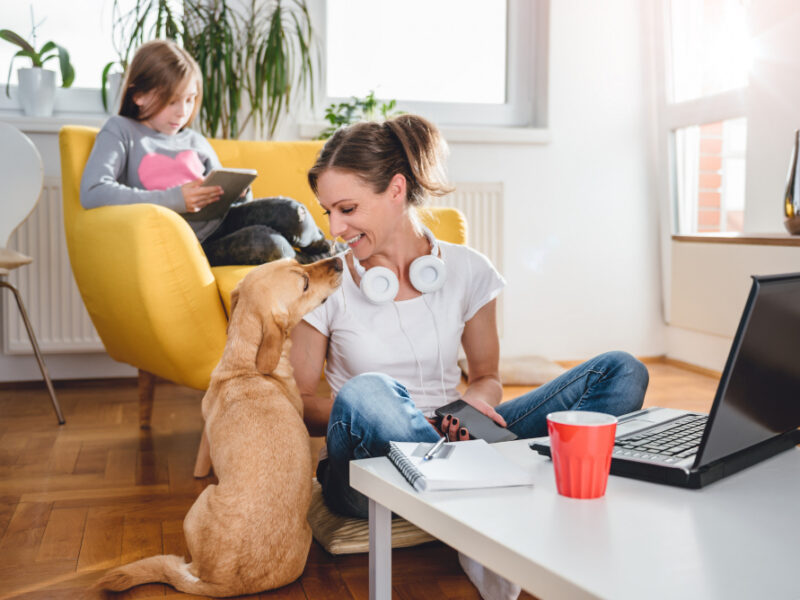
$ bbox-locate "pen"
[424,436,447,461]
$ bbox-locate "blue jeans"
[317,351,649,518]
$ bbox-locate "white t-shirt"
[303,241,506,417]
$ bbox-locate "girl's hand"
[182,179,223,213]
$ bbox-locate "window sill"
[0,113,107,133]
[298,121,552,145]
[672,233,800,247]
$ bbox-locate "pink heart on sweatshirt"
[138,150,205,190]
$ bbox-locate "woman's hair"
[308,114,453,206]
[118,40,203,126]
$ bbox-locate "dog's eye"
[302,273,309,291]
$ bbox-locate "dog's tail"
[95,554,230,596]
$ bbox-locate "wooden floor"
[0,360,720,600]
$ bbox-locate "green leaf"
[56,45,75,88]
[0,30,35,54]
[101,62,115,111]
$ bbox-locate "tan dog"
[97,256,342,596]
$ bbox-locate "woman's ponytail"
[308,114,453,206]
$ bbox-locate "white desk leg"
[369,498,392,600]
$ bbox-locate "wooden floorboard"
[0,360,718,599]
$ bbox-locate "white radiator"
[437,182,504,335]
[2,176,104,354]
[2,179,505,354]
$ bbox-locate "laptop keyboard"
[613,414,708,463]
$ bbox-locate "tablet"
[184,168,258,221]
[434,399,518,443]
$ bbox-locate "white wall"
[448,0,664,361]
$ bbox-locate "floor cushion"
[308,478,435,554]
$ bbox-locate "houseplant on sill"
[0,28,75,117]
[181,0,317,139]
[317,90,402,140]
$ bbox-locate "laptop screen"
[699,273,800,466]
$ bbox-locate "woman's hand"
[181,179,223,213]
[427,400,508,442]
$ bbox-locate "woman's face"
[316,168,403,260]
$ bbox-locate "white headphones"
[351,226,447,304]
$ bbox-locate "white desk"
[350,439,800,600]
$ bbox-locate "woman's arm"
[459,298,506,427]
[290,320,334,437]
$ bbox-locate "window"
[662,0,752,234]
[0,1,125,90]
[322,0,547,128]
[668,0,751,103]
[327,0,506,105]
[674,118,746,233]
[0,0,176,115]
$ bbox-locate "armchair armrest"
[69,203,228,389]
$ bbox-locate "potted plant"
[317,90,402,140]
[182,0,317,139]
[101,0,181,112]
[0,26,75,117]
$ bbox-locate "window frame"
[649,0,750,322]
[658,0,748,236]
[312,0,549,131]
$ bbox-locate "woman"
[290,114,649,515]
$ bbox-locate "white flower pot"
[17,67,56,117]
[106,71,125,114]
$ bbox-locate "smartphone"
[434,399,518,443]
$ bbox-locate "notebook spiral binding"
[387,442,424,491]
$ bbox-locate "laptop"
[530,272,800,488]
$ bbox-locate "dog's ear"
[226,289,240,335]
[255,316,285,374]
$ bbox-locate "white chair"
[0,122,64,424]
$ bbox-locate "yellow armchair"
[58,125,467,472]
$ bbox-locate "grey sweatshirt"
[80,115,224,241]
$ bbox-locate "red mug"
[546,411,618,499]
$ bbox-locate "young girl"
[80,39,333,266]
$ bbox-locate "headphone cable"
[423,294,448,404]
[392,302,429,402]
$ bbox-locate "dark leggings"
[201,196,331,266]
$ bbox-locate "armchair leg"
[138,369,156,429]
[193,427,212,478]
[1,280,65,424]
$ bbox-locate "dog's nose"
[331,256,344,272]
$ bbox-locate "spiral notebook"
[387,439,534,492]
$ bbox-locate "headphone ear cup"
[409,254,447,293]
[360,266,400,304]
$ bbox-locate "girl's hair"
[118,40,203,126]
[308,114,453,206]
